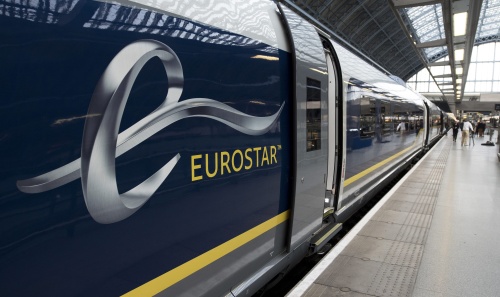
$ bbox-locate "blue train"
[0,1,447,296]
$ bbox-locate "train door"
[279,5,329,251]
[423,100,430,146]
[322,38,342,213]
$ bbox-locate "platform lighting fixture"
[457,78,463,84]
[455,49,464,61]
[453,12,468,36]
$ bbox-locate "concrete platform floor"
[287,131,500,297]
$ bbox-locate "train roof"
[327,37,426,107]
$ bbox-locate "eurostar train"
[0,1,446,296]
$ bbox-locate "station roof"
[284,0,500,112]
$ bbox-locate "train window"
[306,78,321,152]
[359,97,375,138]
[380,101,392,136]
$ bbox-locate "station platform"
[287,130,500,297]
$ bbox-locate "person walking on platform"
[477,120,485,137]
[397,121,406,136]
[452,121,460,142]
[461,119,474,146]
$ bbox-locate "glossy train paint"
[1,1,291,296]
[0,1,446,296]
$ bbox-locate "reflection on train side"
[345,78,424,181]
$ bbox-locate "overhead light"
[457,78,463,84]
[456,67,463,75]
[453,12,468,37]
[455,49,464,61]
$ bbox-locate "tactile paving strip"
[365,140,452,297]
[306,139,453,297]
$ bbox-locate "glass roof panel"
[477,0,500,40]
[404,4,445,44]
[403,4,445,62]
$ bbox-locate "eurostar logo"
[17,39,284,224]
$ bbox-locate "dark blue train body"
[0,1,445,296]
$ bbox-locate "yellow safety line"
[123,131,425,296]
[122,210,290,297]
[344,142,418,187]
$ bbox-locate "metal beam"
[360,17,398,47]
[416,38,447,48]
[434,74,453,78]
[352,6,390,38]
[393,0,441,9]
[336,2,365,32]
[428,60,451,66]
[440,0,457,103]
[372,28,406,58]
[316,0,337,17]
[459,0,484,101]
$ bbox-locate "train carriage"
[0,1,445,296]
